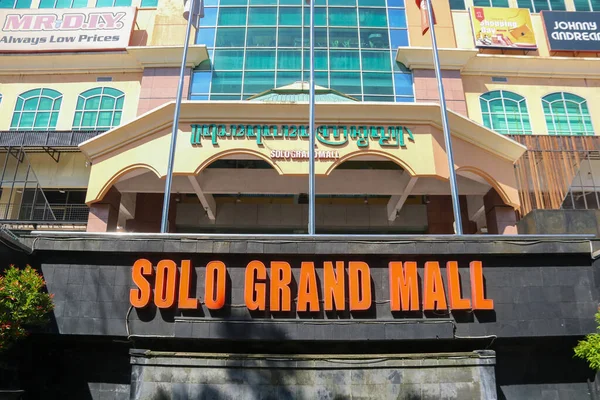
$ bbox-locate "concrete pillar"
[484,189,518,235]
[86,187,121,232]
[426,195,476,234]
[137,67,192,116]
[125,193,177,233]
[412,70,468,116]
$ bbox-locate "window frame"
[542,92,594,136]
[574,0,600,12]
[0,0,31,8]
[72,87,125,131]
[479,90,532,135]
[38,0,87,8]
[10,89,63,131]
[516,0,566,13]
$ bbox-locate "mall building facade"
[2,0,600,399]
[0,0,598,235]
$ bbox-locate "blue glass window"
[11,89,62,131]
[279,7,301,25]
[215,28,246,47]
[247,28,277,46]
[196,28,216,47]
[96,0,131,6]
[362,51,391,71]
[394,72,413,96]
[248,7,277,25]
[202,8,218,26]
[243,72,275,94]
[214,50,245,69]
[388,9,407,28]
[0,0,31,8]
[212,72,243,94]
[218,8,247,25]
[190,71,212,94]
[390,29,409,48]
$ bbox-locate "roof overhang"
[0,45,209,75]
[80,101,526,208]
[396,47,600,79]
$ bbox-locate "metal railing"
[0,130,105,148]
[0,203,89,223]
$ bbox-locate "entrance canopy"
[79,101,526,209]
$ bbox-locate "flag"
[416,0,436,35]
[183,0,204,28]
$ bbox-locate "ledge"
[396,46,600,78]
[396,47,478,70]
[0,45,209,75]
[21,233,595,255]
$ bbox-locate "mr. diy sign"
[0,7,135,52]
[129,259,494,312]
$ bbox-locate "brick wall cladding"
[129,350,498,400]
[41,252,598,340]
[24,236,600,399]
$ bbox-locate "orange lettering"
[324,261,345,311]
[470,261,494,310]
[155,259,177,308]
[446,261,471,310]
[389,261,419,311]
[205,261,226,310]
[245,260,267,311]
[130,258,153,308]
[270,261,292,312]
[178,260,198,309]
[297,262,319,312]
[349,261,371,311]
[423,261,447,311]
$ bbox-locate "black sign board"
[541,11,600,52]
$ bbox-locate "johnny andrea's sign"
[190,124,415,149]
[0,7,136,52]
[541,11,600,52]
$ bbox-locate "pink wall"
[413,70,468,117]
[137,67,192,116]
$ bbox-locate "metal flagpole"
[307,0,316,235]
[160,0,197,233]
[424,0,463,234]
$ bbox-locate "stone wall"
[130,350,497,400]
[32,235,598,340]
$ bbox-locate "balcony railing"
[0,203,89,223]
[0,130,106,148]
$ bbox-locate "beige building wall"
[463,76,600,135]
[0,153,90,189]
[0,73,142,131]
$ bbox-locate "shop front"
[80,97,526,235]
[8,232,598,399]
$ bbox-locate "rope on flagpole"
[161,0,198,233]
[308,0,316,235]
[424,0,463,234]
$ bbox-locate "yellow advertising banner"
[470,7,537,49]
[0,7,136,53]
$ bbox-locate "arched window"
[479,90,532,135]
[542,92,594,136]
[73,88,125,131]
[10,89,62,131]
